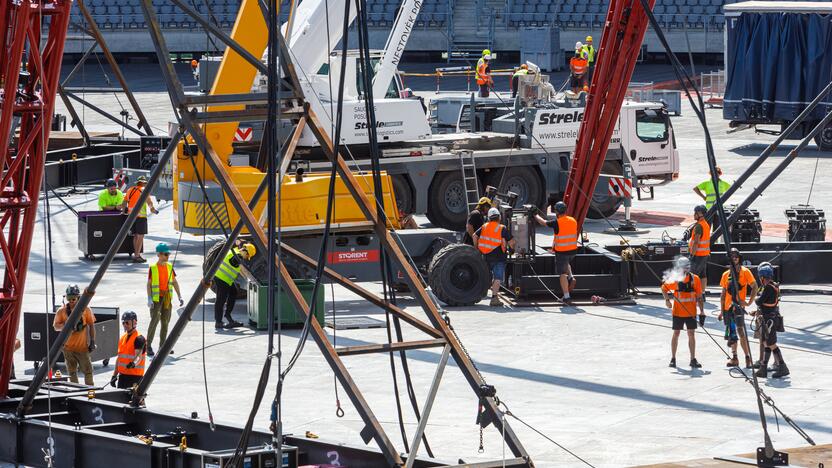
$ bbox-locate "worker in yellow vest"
[110,310,146,389]
[693,166,732,210]
[474,207,515,306]
[145,243,183,357]
[476,50,493,97]
[213,242,256,330]
[534,201,578,305]
[511,63,529,98]
[581,36,596,83]
[688,205,711,291]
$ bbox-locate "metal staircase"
[446,0,496,61]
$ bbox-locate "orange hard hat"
[190,59,198,68]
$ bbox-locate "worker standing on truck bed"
[476,50,493,98]
[662,256,705,369]
[213,242,256,330]
[511,63,529,98]
[693,166,732,211]
[111,310,146,389]
[124,175,159,264]
[754,264,789,378]
[569,45,589,94]
[719,248,758,369]
[474,207,515,306]
[582,36,596,84]
[533,202,578,305]
[98,178,125,211]
[52,284,96,385]
[146,243,183,357]
[464,197,493,245]
[688,205,711,293]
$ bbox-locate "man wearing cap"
[719,248,758,368]
[146,243,183,356]
[662,256,706,368]
[474,207,515,306]
[213,242,256,330]
[98,178,125,211]
[476,50,493,98]
[124,175,159,263]
[464,197,493,246]
[53,284,96,385]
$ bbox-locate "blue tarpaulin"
[724,12,832,124]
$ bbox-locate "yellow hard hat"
[482,49,491,56]
[242,243,256,257]
[477,196,493,206]
[586,35,593,42]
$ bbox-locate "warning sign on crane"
[233,127,253,142]
[608,177,632,198]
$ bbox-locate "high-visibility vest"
[116,331,146,376]
[513,68,529,78]
[476,61,490,86]
[698,178,732,209]
[477,221,505,254]
[553,215,578,252]
[689,218,711,256]
[149,262,175,302]
[570,57,588,75]
[214,248,242,286]
[125,186,147,217]
[669,274,700,317]
[581,44,595,64]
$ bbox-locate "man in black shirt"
[463,197,493,245]
[754,264,789,378]
[474,207,515,306]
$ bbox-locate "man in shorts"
[124,175,159,263]
[688,204,711,293]
[474,207,515,306]
[534,201,578,305]
[661,256,706,368]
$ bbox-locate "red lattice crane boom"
[0,0,72,397]
[562,0,656,227]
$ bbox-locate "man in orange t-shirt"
[719,248,758,368]
[661,257,705,369]
[53,284,96,385]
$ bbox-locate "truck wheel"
[427,171,469,230]
[587,161,625,219]
[815,120,832,151]
[391,175,414,214]
[428,244,491,306]
[485,166,544,208]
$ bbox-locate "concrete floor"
[12,91,832,466]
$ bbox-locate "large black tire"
[485,166,545,208]
[587,161,624,219]
[814,120,832,151]
[426,171,470,230]
[428,244,491,306]
[391,174,414,214]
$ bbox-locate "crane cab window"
[635,109,669,142]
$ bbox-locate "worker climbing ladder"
[458,149,480,212]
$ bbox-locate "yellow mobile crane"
[173,0,403,233]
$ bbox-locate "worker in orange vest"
[124,175,159,263]
[474,207,515,306]
[661,256,705,368]
[687,205,711,291]
[110,310,146,389]
[534,201,578,305]
[569,44,589,94]
[476,51,493,98]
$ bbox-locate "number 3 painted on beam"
[92,407,104,424]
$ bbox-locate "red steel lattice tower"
[0,0,72,397]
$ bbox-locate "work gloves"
[178,297,184,307]
[110,374,117,387]
[147,297,154,308]
[698,314,706,326]
[88,340,96,352]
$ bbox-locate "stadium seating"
[71,0,721,34]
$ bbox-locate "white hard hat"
[675,256,691,270]
[487,207,501,219]
[575,41,583,49]
[483,54,492,60]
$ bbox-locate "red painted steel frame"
[562,0,655,228]
[0,0,72,397]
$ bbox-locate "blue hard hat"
[155,243,171,254]
[554,201,567,214]
[758,265,774,279]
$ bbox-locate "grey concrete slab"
[19,87,832,467]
